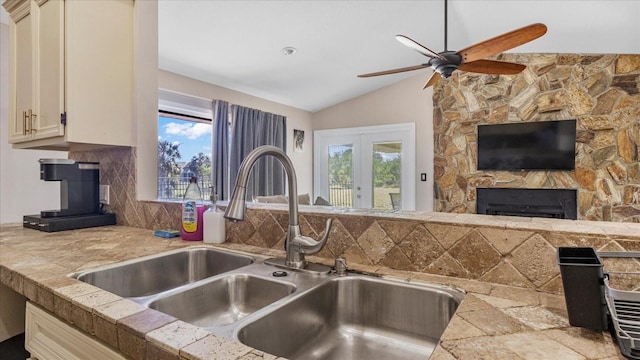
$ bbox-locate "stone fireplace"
[433,53,640,222]
[477,188,578,220]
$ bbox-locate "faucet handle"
[295,218,333,255]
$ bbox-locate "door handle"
[23,110,27,135]
[27,109,37,134]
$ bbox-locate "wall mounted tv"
[477,120,576,171]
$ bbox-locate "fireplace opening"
[477,188,578,220]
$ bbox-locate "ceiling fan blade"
[396,35,446,60]
[358,64,429,78]
[458,59,526,75]
[423,72,441,89]
[457,23,547,64]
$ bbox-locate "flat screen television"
[477,120,576,171]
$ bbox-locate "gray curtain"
[212,100,229,200]
[230,105,286,200]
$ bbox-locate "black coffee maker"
[23,159,116,232]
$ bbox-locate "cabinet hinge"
[61,112,67,126]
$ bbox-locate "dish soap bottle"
[204,190,226,243]
[181,176,205,241]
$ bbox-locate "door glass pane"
[328,145,353,208]
[372,142,402,210]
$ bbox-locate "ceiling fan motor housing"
[430,52,462,78]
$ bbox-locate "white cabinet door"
[7,0,32,143]
[32,0,65,140]
[25,302,125,360]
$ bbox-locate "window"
[158,90,213,201]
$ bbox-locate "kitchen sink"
[236,276,463,360]
[149,274,296,327]
[71,248,464,359]
[70,247,254,300]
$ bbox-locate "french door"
[314,124,415,210]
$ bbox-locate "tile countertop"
[0,224,627,360]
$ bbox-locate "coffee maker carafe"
[23,159,116,232]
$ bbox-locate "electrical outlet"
[420,173,427,182]
[99,185,110,205]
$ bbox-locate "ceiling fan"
[358,0,548,88]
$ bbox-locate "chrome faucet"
[224,145,333,270]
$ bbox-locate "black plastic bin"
[557,247,607,331]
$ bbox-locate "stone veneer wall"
[433,54,640,222]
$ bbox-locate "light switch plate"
[99,185,110,205]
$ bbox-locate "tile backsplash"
[69,147,182,230]
[71,147,640,295]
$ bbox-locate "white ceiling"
[3,2,638,113]
[159,0,640,112]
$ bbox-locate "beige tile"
[94,315,119,349]
[479,227,534,255]
[458,308,532,336]
[440,336,523,360]
[398,225,444,270]
[118,309,177,338]
[94,298,146,323]
[480,262,535,289]
[542,328,622,359]
[56,282,102,301]
[429,346,457,360]
[510,234,559,287]
[356,222,395,264]
[474,293,529,308]
[235,349,279,360]
[449,230,502,277]
[456,294,494,313]
[497,332,586,360]
[146,320,211,355]
[146,341,180,360]
[53,296,74,324]
[179,334,254,360]
[118,327,146,360]
[72,305,94,334]
[72,289,122,311]
[425,223,473,249]
[501,306,569,330]
[440,315,486,340]
[489,285,540,306]
[424,252,469,278]
[37,285,55,312]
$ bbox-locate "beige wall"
[158,70,315,197]
[312,73,435,211]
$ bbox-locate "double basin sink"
[71,247,464,359]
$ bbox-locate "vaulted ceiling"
[5,1,636,112]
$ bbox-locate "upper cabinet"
[3,0,134,150]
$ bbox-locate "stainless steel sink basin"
[236,276,463,360]
[71,247,254,299]
[149,274,296,327]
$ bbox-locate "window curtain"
[229,105,287,201]
[212,100,229,200]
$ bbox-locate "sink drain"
[272,271,288,277]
